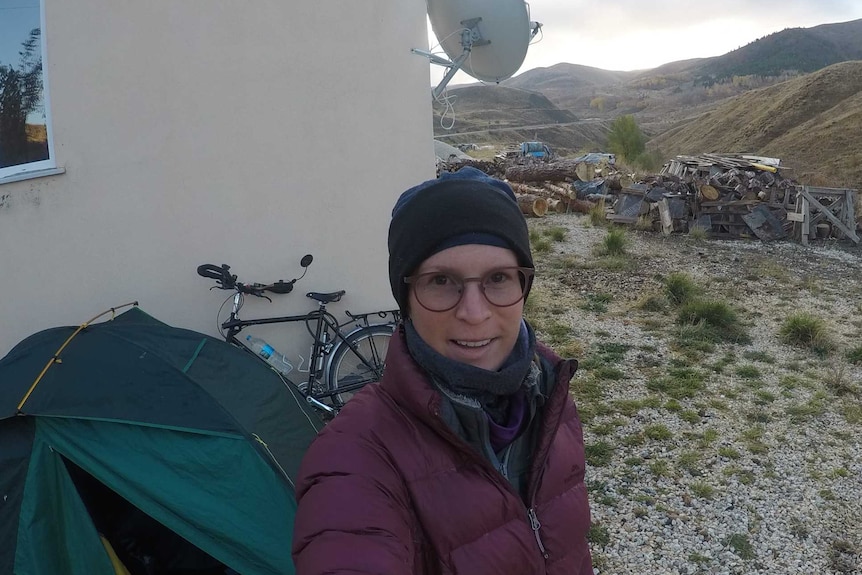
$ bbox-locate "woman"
[292,167,594,575]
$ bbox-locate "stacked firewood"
[439,157,621,217]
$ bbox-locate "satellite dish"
[413,0,541,98]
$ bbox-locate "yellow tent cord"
[16,301,139,413]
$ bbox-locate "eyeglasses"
[404,266,534,312]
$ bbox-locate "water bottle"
[245,335,294,376]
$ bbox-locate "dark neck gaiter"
[404,318,536,414]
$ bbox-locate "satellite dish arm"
[411,47,471,98]
[413,17,488,99]
[431,50,471,99]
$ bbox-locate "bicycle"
[196,254,400,417]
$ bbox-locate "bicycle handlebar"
[197,264,236,289]
[197,255,313,298]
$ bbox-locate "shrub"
[607,115,646,162]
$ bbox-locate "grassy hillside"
[647,61,862,189]
[433,85,575,130]
[698,19,862,81]
[432,85,611,156]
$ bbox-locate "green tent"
[0,307,323,575]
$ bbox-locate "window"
[0,0,55,180]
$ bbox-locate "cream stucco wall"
[0,1,435,358]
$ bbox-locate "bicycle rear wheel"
[326,324,393,407]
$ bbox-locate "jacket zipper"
[524,357,577,563]
[429,358,575,565]
[527,507,549,558]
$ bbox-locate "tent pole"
[17,301,139,413]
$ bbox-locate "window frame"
[0,0,58,183]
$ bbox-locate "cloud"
[428,2,862,85]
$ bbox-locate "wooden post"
[801,194,810,246]
[657,199,673,236]
[799,187,860,244]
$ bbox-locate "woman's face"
[408,244,525,371]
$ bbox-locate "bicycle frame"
[219,294,397,414]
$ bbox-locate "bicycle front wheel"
[326,324,393,407]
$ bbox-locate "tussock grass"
[677,300,750,344]
[823,365,857,397]
[593,228,629,257]
[690,481,715,499]
[587,523,611,547]
[635,293,668,312]
[589,199,608,227]
[688,226,708,241]
[846,345,862,365]
[579,292,612,313]
[545,226,567,242]
[585,441,615,467]
[779,312,833,355]
[725,534,755,560]
[647,367,706,399]
[664,272,700,306]
[742,350,775,363]
[635,215,654,232]
[644,424,673,441]
[735,364,762,379]
[532,237,552,253]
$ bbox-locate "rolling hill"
[648,60,862,189]
[432,19,862,189]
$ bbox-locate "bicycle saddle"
[306,290,346,303]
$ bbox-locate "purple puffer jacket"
[292,327,594,575]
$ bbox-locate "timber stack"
[437,152,859,244]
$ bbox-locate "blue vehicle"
[520,141,552,160]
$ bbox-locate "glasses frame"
[403,266,535,312]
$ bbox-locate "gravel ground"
[526,214,862,575]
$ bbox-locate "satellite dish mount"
[414,17,542,98]
[413,18,487,99]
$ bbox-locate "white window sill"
[0,167,65,185]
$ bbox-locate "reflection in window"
[0,0,53,179]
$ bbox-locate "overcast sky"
[428,0,862,86]
[0,1,39,68]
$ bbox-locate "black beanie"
[388,167,533,314]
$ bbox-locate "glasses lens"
[413,272,461,311]
[482,268,528,306]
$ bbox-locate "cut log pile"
[437,153,859,244]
